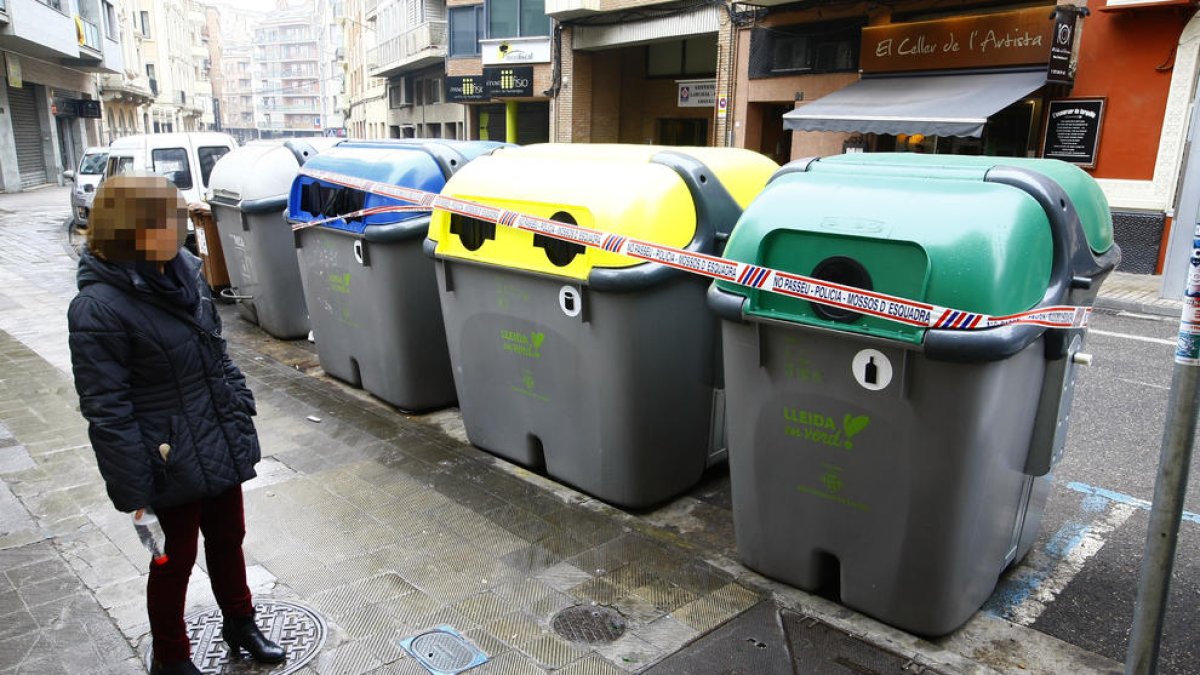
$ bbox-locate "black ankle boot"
[149,658,202,675]
[222,615,286,663]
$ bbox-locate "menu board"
[1042,98,1104,168]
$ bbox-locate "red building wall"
[1072,4,1193,181]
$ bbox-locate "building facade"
[99,0,155,143]
[0,0,124,190]
[345,0,387,138]
[220,43,256,142]
[314,0,346,135]
[371,0,463,139]
[254,2,325,137]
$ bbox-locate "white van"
[104,132,238,204]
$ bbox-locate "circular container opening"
[809,256,872,323]
[538,211,584,267]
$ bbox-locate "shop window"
[647,37,717,78]
[748,20,861,78]
[487,0,549,39]
[449,5,484,57]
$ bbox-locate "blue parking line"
[1065,481,1200,525]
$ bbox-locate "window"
[389,81,409,107]
[647,37,717,78]
[748,21,861,78]
[487,0,548,39]
[425,78,442,104]
[103,1,117,38]
[151,148,193,191]
[79,152,109,175]
[449,6,484,57]
[107,156,135,177]
[140,10,151,37]
[197,146,229,188]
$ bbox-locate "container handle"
[283,140,320,167]
[219,287,253,302]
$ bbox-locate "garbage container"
[708,154,1120,636]
[287,140,506,411]
[188,201,230,294]
[429,143,778,508]
[209,138,342,339]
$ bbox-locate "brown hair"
[87,175,188,262]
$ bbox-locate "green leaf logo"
[530,332,545,350]
[843,414,870,438]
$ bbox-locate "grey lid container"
[209,138,342,339]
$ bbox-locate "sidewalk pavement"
[1094,271,1183,319]
[0,186,1130,675]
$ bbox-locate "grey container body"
[436,260,722,509]
[722,320,1050,636]
[212,203,311,339]
[295,224,456,411]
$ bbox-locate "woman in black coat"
[68,176,284,675]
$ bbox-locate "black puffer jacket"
[68,249,260,512]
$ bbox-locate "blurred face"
[88,176,189,263]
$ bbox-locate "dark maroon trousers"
[148,486,254,663]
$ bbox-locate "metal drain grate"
[398,625,488,675]
[144,600,326,675]
[551,605,627,644]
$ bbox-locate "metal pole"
[1125,238,1200,675]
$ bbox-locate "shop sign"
[1046,7,1079,84]
[484,66,533,98]
[481,37,551,66]
[860,7,1054,73]
[677,79,716,107]
[1042,98,1104,168]
[77,99,102,118]
[5,53,21,89]
[446,76,487,102]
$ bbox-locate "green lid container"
[816,153,1114,255]
[718,158,1069,344]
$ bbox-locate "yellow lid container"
[429,143,778,282]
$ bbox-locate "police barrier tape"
[294,167,1093,332]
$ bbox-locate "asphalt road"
[986,309,1200,675]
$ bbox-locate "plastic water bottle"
[132,509,169,566]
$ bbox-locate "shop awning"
[782,71,1048,138]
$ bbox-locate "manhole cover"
[145,600,326,674]
[398,625,488,674]
[552,605,627,644]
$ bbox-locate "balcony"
[368,20,446,79]
[545,0,677,19]
[260,102,320,113]
[99,73,155,105]
[363,0,378,21]
[77,15,101,54]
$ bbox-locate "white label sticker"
[559,286,581,317]
[194,226,209,256]
[852,349,893,391]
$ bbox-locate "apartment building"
[371,0,462,139]
[0,0,124,190]
[345,0,386,138]
[254,2,324,137]
[314,0,345,135]
[220,44,255,142]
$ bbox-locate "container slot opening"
[809,256,873,323]
[450,215,496,251]
[811,550,842,602]
[526,433,546,470]
[302,182,367,222]
[348,357,362,388]
[534,212,584,267]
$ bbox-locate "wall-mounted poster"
[1042,98,1105,168]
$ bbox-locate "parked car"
[104,132,237,205]
[63,147,108,228]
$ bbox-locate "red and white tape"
[296,167,1092,332]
